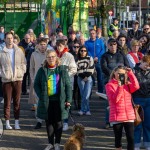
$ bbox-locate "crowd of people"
[0,19,149,150]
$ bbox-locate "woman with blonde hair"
[126,40,143,69]
[106,65,140,150]
[34,50,72,150]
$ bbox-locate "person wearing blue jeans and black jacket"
[133,55,150,150]
[85,29,105,93]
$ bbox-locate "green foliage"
[0,0,43,3]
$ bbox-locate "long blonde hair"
[43,50,61,66]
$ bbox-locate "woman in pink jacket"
[105,65,140,150]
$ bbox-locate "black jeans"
[22,67,29,93]
[73,75,81,110]
[0,77,3,97]
[45,100,63,145]
[113,122,134,150]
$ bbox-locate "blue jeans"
[95,63,104,93]
[133,97,150,148]
[78,76,93,113]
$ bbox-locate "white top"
[8,48,15,74]
[126,53,138,69]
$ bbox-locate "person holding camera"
[105,65,140,150]
[132,55,150,150]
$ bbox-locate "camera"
[118,73,125,85]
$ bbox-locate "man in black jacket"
[101,38,129,84]
[19,34,35,95]
[127,20,142,41]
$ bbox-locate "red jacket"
[105,70,140,122]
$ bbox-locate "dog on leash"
[64,123,85,150]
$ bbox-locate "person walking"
[34,50,72,150]
[29,38,52,129]
[0,32,26,129]
[19,33,35,95]
[106,66,140,150]
[85,29,105,93]
[77,46,94,115]
[101,38,130,129]
[132,55,150,150]
[56,39,77,131]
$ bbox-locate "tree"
[96,0,133,37]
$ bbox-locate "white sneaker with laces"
[15,120,21,130]
[54,143,60,150]
[85,111,91,116]
[1,98,4,104]
[78,111,84,116]
[63,123,68,131]
[6,120,12,130]
[44,144,53,150]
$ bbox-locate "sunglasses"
[144,28,149,30]
[74,46,80,48]
[80,49,87,52]
[110,43,117,46]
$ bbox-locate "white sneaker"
[6,120,12,130]
[85,111,91,116]
[54,143,60,150]
[15,120,21,130]
[63,123,69,131]
[134,148,140,150]
[78,111,84,116]
[1,98,13,104]
[1,98,4,104]
[44,144,53,150]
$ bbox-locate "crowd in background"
[0,19,149,150]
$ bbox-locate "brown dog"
[64,123,85,150]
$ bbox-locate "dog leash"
[67,109,76,125]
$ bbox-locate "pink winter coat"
[105,70,140,122]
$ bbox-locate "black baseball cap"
[107,38,117,44]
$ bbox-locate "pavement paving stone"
[0,89,145,150]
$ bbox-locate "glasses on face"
[90,32,95,35]
[80,49,87,52]
[110,43,117,46]
[47,56,56,59]
[144,28,149,31]
[74,46,80,48]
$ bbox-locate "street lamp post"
[139,0,141,28]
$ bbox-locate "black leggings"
[113,122,134,150]
[46,100,63,145]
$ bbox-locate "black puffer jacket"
[132,64,150,98]
[101,50,129,83]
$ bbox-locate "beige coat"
[60,52,77,89]
[0,44,26,83]
[28,48,47,104]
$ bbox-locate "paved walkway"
[0,88,143,150]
